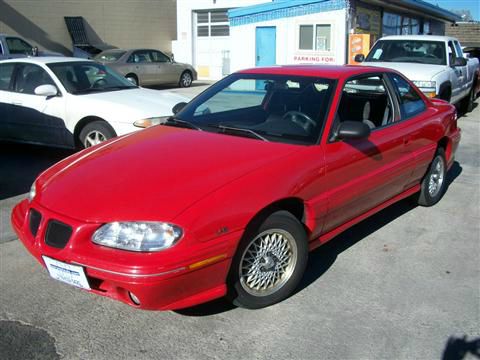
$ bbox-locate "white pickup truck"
[356,35,480,113]
[0,34,61,60]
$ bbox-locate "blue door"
[256,27,276,67]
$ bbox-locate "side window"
[390,73,426,118]
[448,41,456,65]
[150,51,170,63]
[5,37,33,55]
[336,75,394,130]
[128,50,152,64]
[0,63,15,91]
[454,41,463,59]
[13,64,55,95]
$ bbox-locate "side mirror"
[172,102,187,114]
[34,84,58,97]
[453,57,467,67]
[354,54,365,63]
[170,53,175,62]
[32,46,38,57]
[336,121,371,140]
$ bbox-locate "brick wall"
[0,0,177,55]
[446,22,480,46]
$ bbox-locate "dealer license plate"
[42,256,90,290]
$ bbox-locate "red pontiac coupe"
[12,65,461,310]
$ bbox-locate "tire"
[417,148,447,207]
[126,74,138,86]
[78,121,116,149]
[178,71,193,88]
[460,84,475,114]
[227,211,308,309]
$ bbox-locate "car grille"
[45,220,73,249]
[29,209,42,237]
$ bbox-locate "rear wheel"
[79,121,116,148]
[460,84,475,113]
[417,148,447,206]
[227,211,308,309]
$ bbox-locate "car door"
[388,73,437,189]
[150,50,179,84]
[0,62,16,139]
[5,37,34,58]
[321,73,415,233]
[9,63,67,146]
[447,41,464,103]
[454,40,470,96]
[126,50,157,85]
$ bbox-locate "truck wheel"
[439,87,451,103]
[460,85,475,114]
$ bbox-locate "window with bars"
[196,10,230,37]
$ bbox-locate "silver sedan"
[95,49,197,87]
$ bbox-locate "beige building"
[0,0,177,55]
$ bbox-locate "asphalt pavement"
[0,86,478,360]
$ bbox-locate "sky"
[422,0,480,20]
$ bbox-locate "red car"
[12,65,461,310]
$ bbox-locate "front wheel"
[228,211,308,309]
[178,71,193,88]
[460,84,475,114]
[417,148,447,206]
[79,121,116,148]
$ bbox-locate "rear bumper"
[11,199,239,310]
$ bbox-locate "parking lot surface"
[0,86,478,359]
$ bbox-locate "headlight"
[28,182,36,202]
[134,116,170,128]
[92,222,183,252]
[413,80,436,89]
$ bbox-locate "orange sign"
[348,33,371,64]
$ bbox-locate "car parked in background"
[357,35,479,113]
[0,34,63,60]
[12,65,460,311]
[0,57,189,148]
[95,49,197,88]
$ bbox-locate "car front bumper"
[11,199,239,310]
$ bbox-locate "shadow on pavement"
[442,335,480,360]
[0,142,74,200]
[176,161,462,316]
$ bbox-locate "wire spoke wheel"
[239,229,297,297]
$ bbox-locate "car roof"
[239,65,396,79]
[378,35,457,42]
[0,57,92,65]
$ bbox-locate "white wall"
[230,9,347,73]
[173,0,267,79]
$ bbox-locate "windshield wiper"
[72,88,108,94]
[207,124,268,142]
[163,117,202,131]
[104,85,137,91]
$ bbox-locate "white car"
[0,57,190,148]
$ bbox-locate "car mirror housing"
[34,84,58,97]
[172,102,187,114]
[452,57,467,67]
[336,121,371,140]
[354,54,365,63]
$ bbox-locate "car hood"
[36,126,300,223]
[77,88,190,120]
[363,62,445,80]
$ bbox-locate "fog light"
[129,291,140,305]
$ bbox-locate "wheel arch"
[438,81,452,102]
[437,136,452,162]
[125,73,138,84]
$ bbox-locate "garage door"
[193,9,231,80]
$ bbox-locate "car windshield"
[366,40,447,65]
[94,50,126,62]
[175,73,335,145]
[47,62,136,94]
